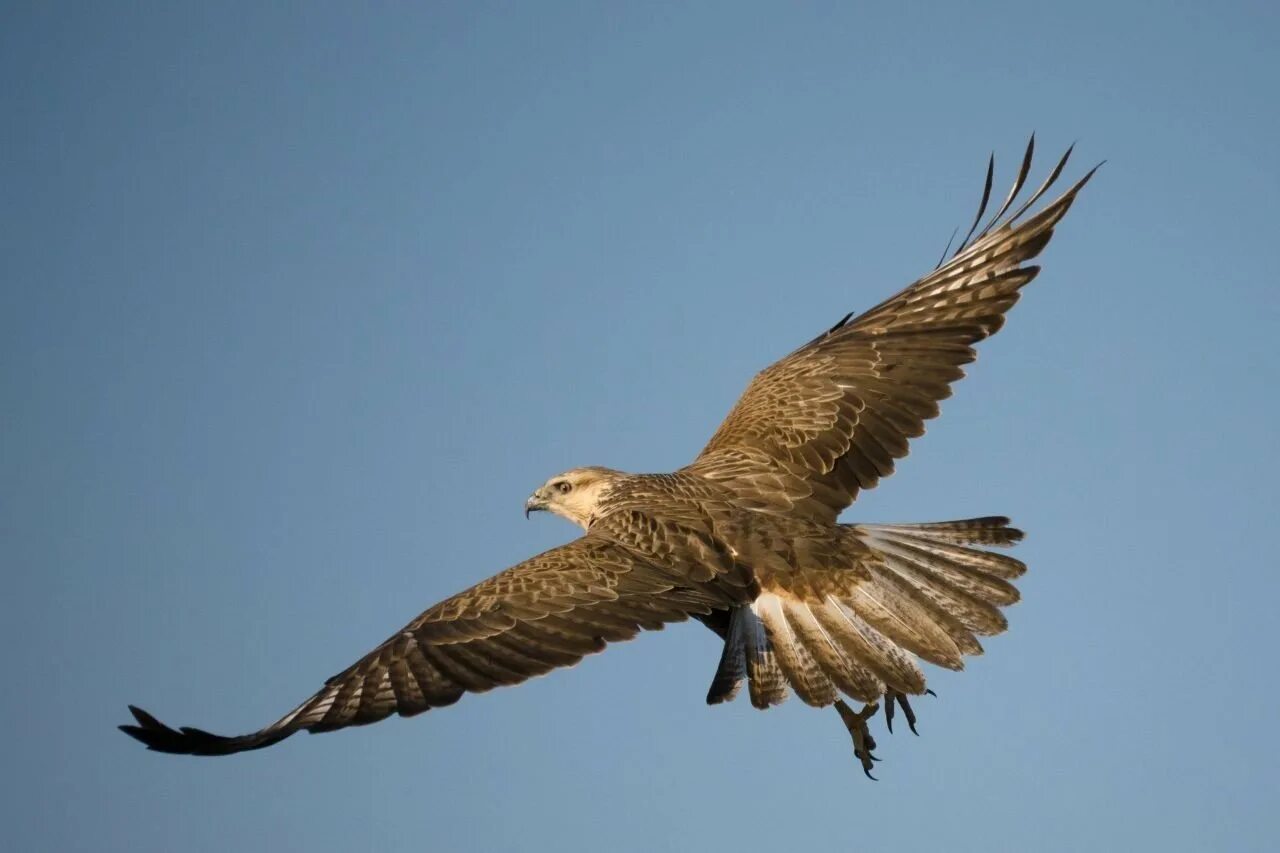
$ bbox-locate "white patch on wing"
[308,686,339,720]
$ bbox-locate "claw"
[885,691,925,735]
[900,693,920,735]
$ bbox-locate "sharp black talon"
[898,693,920,735]
[885,694,896,734]
[926,689,937,697]
[863,768,878,781]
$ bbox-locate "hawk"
[121,138,1096,777]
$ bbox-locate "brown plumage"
[121,139,1095,772]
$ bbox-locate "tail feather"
[868,516,1024,548]
[783,601,883,703]
[754,594,838,707]
[813,596,920,697]
[870,536,1020,606]
[863,521,1027,579]
[739,606,789,709]
[706,516,1026,710]
[847,572,965,670]
[870,555,997,646]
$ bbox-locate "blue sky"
[4,2,1278,851]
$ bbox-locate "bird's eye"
[555,481,572,494]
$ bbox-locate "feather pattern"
[120,535,727,755]
[741,605,789,708]
[731,517,1026,707]
[688,141,1099,522]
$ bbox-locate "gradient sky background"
[4,3,1279,851]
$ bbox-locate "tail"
[705,516,1025,708]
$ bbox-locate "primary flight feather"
[121,138,1096,777]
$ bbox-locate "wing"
[120,536,721,755]
[687,138,1098,522]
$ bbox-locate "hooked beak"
[525,492,548,519]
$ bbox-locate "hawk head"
[525,466,620,530]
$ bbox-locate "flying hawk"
[121,138,1096,777]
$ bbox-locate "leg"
[834,699,881,780]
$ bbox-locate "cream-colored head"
[525,466,620,530]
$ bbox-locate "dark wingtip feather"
[826,311,856,335]
[977,135,1037,240]
[119,704,186,752]
[1005,142,1076,226]
[119,704,291,756]
[934,227,959,270]
[955,153,996,258]
[1079,160,1106,187]
[128,704,160,728]
[1029,158,1102,225]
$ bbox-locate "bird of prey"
[121,138,1096,778]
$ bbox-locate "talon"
[884,691,926,735]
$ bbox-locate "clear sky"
[4,3,1278,851]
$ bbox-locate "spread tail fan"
[708,517,1025,708]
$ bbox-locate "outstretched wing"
[120,536,721,755]
[687,139,1098,522]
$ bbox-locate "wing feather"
[688,142,1097,520]
[119,537,724,755]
